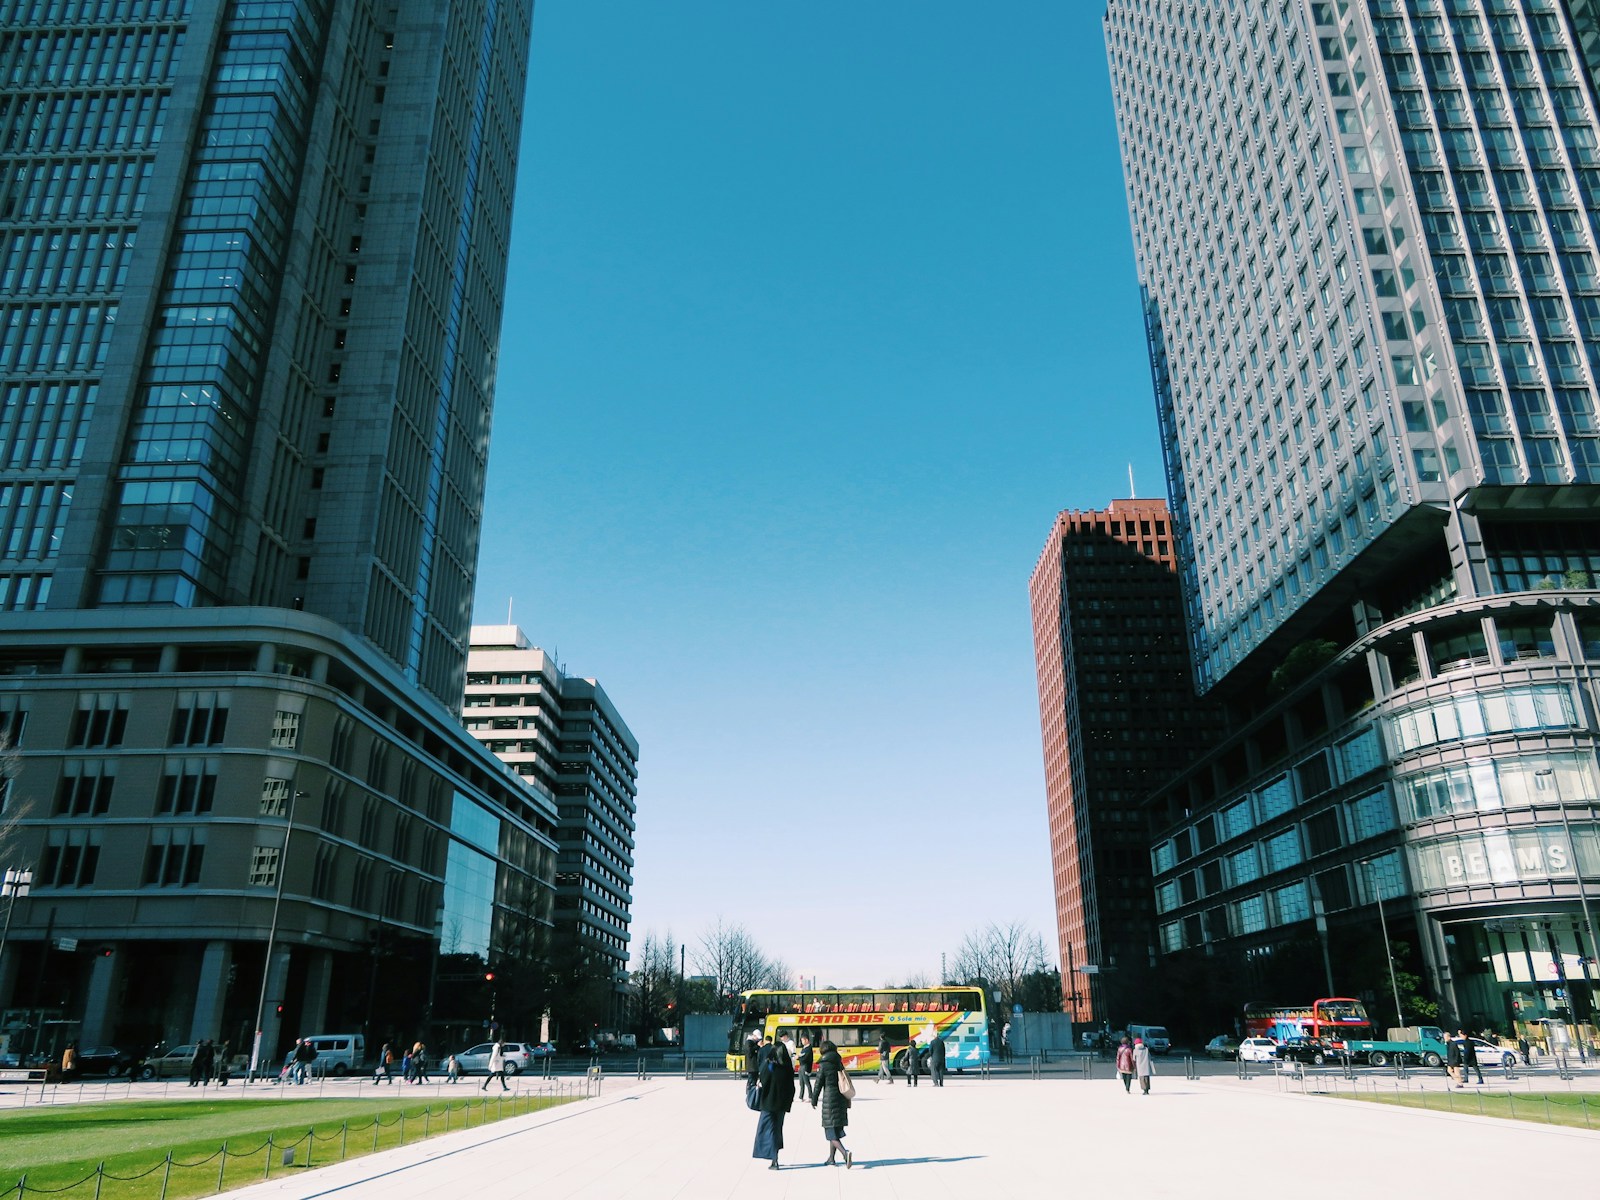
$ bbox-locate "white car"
[454,1041,540,1074]
[1237,1037,1278,1063]
[1464,1038,1515,1070]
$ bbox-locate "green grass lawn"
[0,1089,577,1200]
[1343,1089,1600,1130]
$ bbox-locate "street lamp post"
[0,868,32,989]
[247,789,304,1084]
[1535,768,1599,1056]
[1363,859,1404,1030]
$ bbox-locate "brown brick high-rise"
[1029,498,1219,1027]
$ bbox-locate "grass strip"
[0,1089,579,1200]
[1341,1089,1600,1130]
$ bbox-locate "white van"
[303,1033,365,1075]
[1128,1025,1171,1055]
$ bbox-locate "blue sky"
[471,1,1168,987]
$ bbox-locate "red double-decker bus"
[1242,997,1372,1046]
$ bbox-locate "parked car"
[1237,1037,1278,1063]
[140,1044,199,1079]
[1466,1037,1516,1070]
[454,1041,541,1074]
[1276,1037,1340,1065]
[74,1046,135,1076]
[527,1042,557,1059]
[1204,1035,1239,1060]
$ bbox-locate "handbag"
[837,1067,856,1101]
[746,1081,762,1111]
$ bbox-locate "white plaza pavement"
[217,1069,1600,1200]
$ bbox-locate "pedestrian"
[905,1037,921,1087]
[293,1037,316,1084]
[400,1048,413,1083]
[810,1039,852,1168]
[411,1041,429,1084]
[188,1040,208,1087]
[929,1035,946,1087]
[1133,1036,1153,1095]
[1460,1031,1483,1085]
[61,1042,78,1082]
[446,1054,462,1083]
[797,1034,817,1103]
[1445,1033,1463,1087]
[745,1031,766,1088]
[1115,1036,1135,1093]
[1518,1035,1531,1067]
[196,1039,215,1087]
[374,1042,394,1084]
[752,1035,795,1170]
[1002,1021,1012,1062]
[279,1044,296,1084]
[215,1041,231,1087]
[481,1041,509,1091]
[876,1031,894,1084]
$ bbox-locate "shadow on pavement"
[855,1155,986,1169]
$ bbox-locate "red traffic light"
[484,971,495,982]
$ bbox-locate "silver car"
[454,1041,539,1075]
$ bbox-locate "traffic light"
[275,1004,283,1014]
[484,971,495,982]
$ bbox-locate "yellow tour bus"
[726,986,992,1074]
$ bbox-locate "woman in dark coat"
[752,1039,795,1169]
[810,1040,852,1167]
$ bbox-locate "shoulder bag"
[837,1066,856,1101]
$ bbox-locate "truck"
[1342,1025,1449,1067]
[1127,1024,1171,1055]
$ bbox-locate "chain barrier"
[3,1081,581,1200]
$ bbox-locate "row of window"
[1,379,97,471]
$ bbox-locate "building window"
[38,831,101,888]
[55,761,115,816]
[1346,788,1398,840]
[0,704,26,748]
[250,845,281,887]
[142,829,205,887]
[1232,893,1267,934]
[69,694,129,748]
[1273,881,1311,924]
[157,759,218,814]
[359,797,383,848]
[261,776,291,816]
[1264,829,1304,873]
[1496,616,1557,661]
[311,841,338,900]
[270,710,301,749]
[170,692,229,746]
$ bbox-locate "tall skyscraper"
[0,1,553,1064]
[1030,498,1221,1024]
[464,627,638,1033]
[1107,2,1600,1034]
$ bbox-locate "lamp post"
[0,867,32,988]
[247,789,304,1083]
[1363,859,1405,1030]
[1535,768,1599,1054]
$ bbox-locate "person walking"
[876,1031,894,1084]
[374,1042,394,1084]
[196,1039,215,1087]
[797,1035,817,1103]
[399,1047,413,1084]
[1446,1034,1464,1087]
[446,1054,462,1083]
[1518,1034,1532,1067]
[752,1036,796,1170]
[411,1041,430,1084]
[481,1041,510,1091]
[60,1042,78,1082]
[811,1039,852,1168]
[1460,1031,1483,1085]
[929,1035,946,1087]
[1115,1036,1136,1093]
[905,1038,922,1087]
[292,1037,316,1085]
[215,1040,231,1086]
[1133,1037,1154,1095]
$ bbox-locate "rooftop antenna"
[506,596,513,625]
[1128,463,1137,499]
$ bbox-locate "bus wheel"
[1368,1051,1389,1067]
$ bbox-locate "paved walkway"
[206,1070,1600,1200]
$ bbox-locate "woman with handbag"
[810,1039,853,1167]
[751,1037,795,1170]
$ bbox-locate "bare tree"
[630,929,681,1033]
[949,921,1052,1010]
[693,918,786,1008]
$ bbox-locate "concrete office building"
[1029,497,1223,1025]
[0,0,550,1062]
[463,627,638,1032]
[1106,0,1600,1035]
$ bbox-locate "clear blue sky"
[471,1,1166,988]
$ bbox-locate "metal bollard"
[1029,1055,1041,1081]
[1185,1055,1198,1081]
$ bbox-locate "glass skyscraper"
[1108,2,1600,1041]
[0,2,561,1065]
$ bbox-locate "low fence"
[5,1079,596,1200]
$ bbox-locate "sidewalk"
[217,1070,1600,1200]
